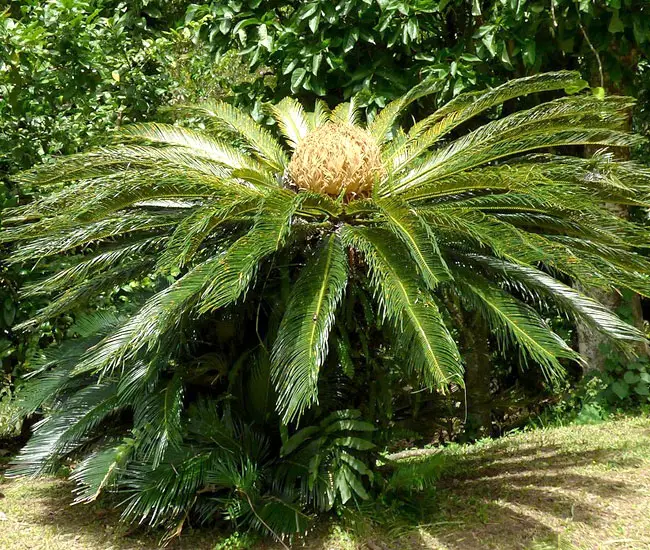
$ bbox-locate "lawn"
[1,415,649,550]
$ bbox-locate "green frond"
[377,197,449,289]
[11,345,87,420]
[4,211,179,262]
[407,71,586,145]
[119,123,271,176]
[466,255,645,342]
[270,97,310,150]
[341,226,462,389]
[553,243,650,298]
[71,258,220,377]
[198,189,303,313]
[15,145,240,186]
[4,176,232,248]
[16,261,155,330]
[397,164,544,203]
[22,236,166,298]
[190,101,289,172]
[271,234,349,422]
[453,271,578,379]
[119,450,217,528]
[432,94,632,161]
[401,124,643,195]
[278,410,374,509]
[422,209,543,264]
[367,75,443,144]
[392,97,642,193]
[309,99,331,129]
[74,190,300,376]
[246,496,312,536]
[8,383,120,477]
[134,374,185,468]
[545,235,650,273]
[423,209,619,289]
[156,200,256,273]
[70,439,136,503]
[61,176,238,224]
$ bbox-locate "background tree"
[185,0,650,110]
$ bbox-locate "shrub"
[3,72,650,539]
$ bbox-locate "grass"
[2,415,650,549]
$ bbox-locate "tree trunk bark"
[462,310,492,439]
[576,286,622,373]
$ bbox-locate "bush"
[4,74,650,540]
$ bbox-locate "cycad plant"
[3,71,650,538]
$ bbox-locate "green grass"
[2,415,650,549]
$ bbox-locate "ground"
[1,415,649,550]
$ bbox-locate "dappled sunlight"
[360,418,650,550]
[2,418,650,549]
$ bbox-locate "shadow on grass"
[0,476,225,550]
[2,423,649,550]
[363,437,649,550]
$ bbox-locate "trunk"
[576,286,622,373]
[462,310,492,439]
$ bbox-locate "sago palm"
[3,71,650,537]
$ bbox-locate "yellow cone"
[288,123,384,199]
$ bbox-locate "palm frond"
[71,439,136,503]
[1,203,180,249]
[377,197,449,289]
[407,70,587,146]
[188,102,289,172]
[71,257,220,377]
[453,271,578,379]
[423,209,618,289]
[392,97,642,193]
[368,75,443,144]
[342,226,462,389]
[134,374,185,468]
[198,189,302,313]
[8,382,120,477]
[271,234,349,422]
[16,261,155,330]
[119,450,218,528]
[466,255,645,342]
[74,190,299,376]
[119,123,271,177]
[309,99,331,129]
[22,236,166,298]
[156,200,256,273]
[14,145,241,186]
[330,98,359,126]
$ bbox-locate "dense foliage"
[0,0,252,407]
[186,0,650,110]
[3,73,650,537]
[1,0,650,544]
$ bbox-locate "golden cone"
[288,123,384,198]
